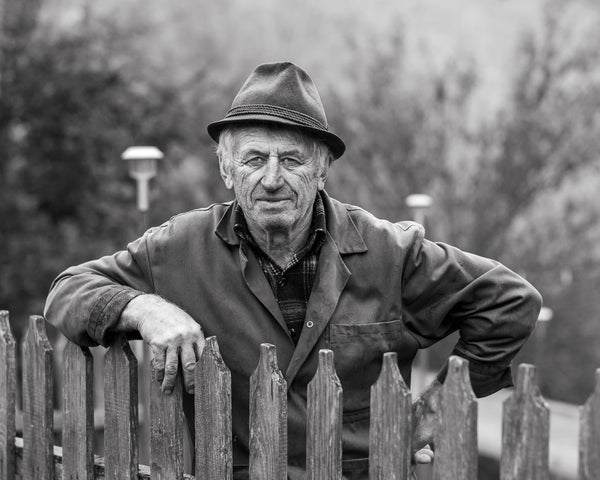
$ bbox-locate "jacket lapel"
[285,232,351,383]
[239,244,288,334]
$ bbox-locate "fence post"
[0,311,16,480]
[579,368,600,479]
[62,341,94,480]
[433,356,478,480]
[369,352,412,480]
[195,336,233,479]
[104,335,138,480]
[307,349,342,480]
[150,363,185,479]
[500,364,549,480]
[22,315,54,480]
[249,343,287,480]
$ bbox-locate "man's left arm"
[401,225,543,398]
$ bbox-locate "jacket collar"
[215,191,367,255]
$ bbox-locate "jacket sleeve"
[400,224,543,397]
[43,233,154,347]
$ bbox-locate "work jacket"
[44,191,542,479]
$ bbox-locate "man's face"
[219,125,328,236]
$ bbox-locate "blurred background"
[1,0,599,477]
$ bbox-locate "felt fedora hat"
[207,62,346,159]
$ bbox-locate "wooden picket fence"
[1,310,600,479]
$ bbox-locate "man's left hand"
[411,379,442,465]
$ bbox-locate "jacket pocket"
[329,319,413,412]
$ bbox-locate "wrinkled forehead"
[229,124,316,154]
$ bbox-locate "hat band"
[225,104,329,131]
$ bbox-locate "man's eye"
[245,157,265,167]
[281,157,301,167]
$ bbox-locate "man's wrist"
[116,293,157,332]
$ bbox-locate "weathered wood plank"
[150,363,184,479]
[22,315,54,480]
[195,336,233,479]
[500,363,550,480]
[369,352,412,480]
[62,341,94,480]
[579,368,600,479]
[433,355,478,480]
[14,437,197,479]
[307,349,343,480]
[104,335,138,480]
[0,311,16,480]
[249,343,287,480]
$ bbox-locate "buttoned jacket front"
[44,191,541,479]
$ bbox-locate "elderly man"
[44,62,542,479]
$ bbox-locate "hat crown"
[207,61,345,159]
[228,62,329,129]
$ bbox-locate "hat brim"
[207,114,346,159]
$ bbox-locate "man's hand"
[411,379,442,466]
[118,294,205,395]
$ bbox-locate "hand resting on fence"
[411,378,441,466]
[116,293,206,394]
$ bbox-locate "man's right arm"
[44,235,204,394]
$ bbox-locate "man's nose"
[261,156,284,190]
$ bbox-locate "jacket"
[44,191,542,479]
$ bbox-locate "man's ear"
[317,156,332,191]
[219,156,234,190]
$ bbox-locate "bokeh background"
[1,0,599,474]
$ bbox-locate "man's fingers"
[161,346,179,394]
[181,344,197,394]
[194,337,206,358]
[413,445,434,465]
[151,344,166,383]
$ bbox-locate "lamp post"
[121,145,163,463]
[405,193,434,227]
[534,306,553,368]
[121,145,164,228]
[405,194,434,398]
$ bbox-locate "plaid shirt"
[233,193,327,344]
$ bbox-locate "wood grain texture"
[104,335,138,480]
[14,437,198,479]
[22,315,54,480]
[0,311,16,480]
[369,352,412,480]
[433,356,478,480]
[195,336,233,479]
[62,341,94,480]
[150,363,184,479]
[500,364,549,480]
[249,343,287,480]
[307,349,343,480]
[579,368,600,479]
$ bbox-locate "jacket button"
[306,321,314,328]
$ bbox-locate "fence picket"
[500,364,549,480]
[150,363,185,479]
[369,352,411,480]
[104,335,138,480]
[22,315,54,480]
[62,341,94,480]
[307,349,342,480]
[195,336,233,479]
[433,355,478,480]
[579,368,600,479]
[249,343,287,480]
[0,311,16,480]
